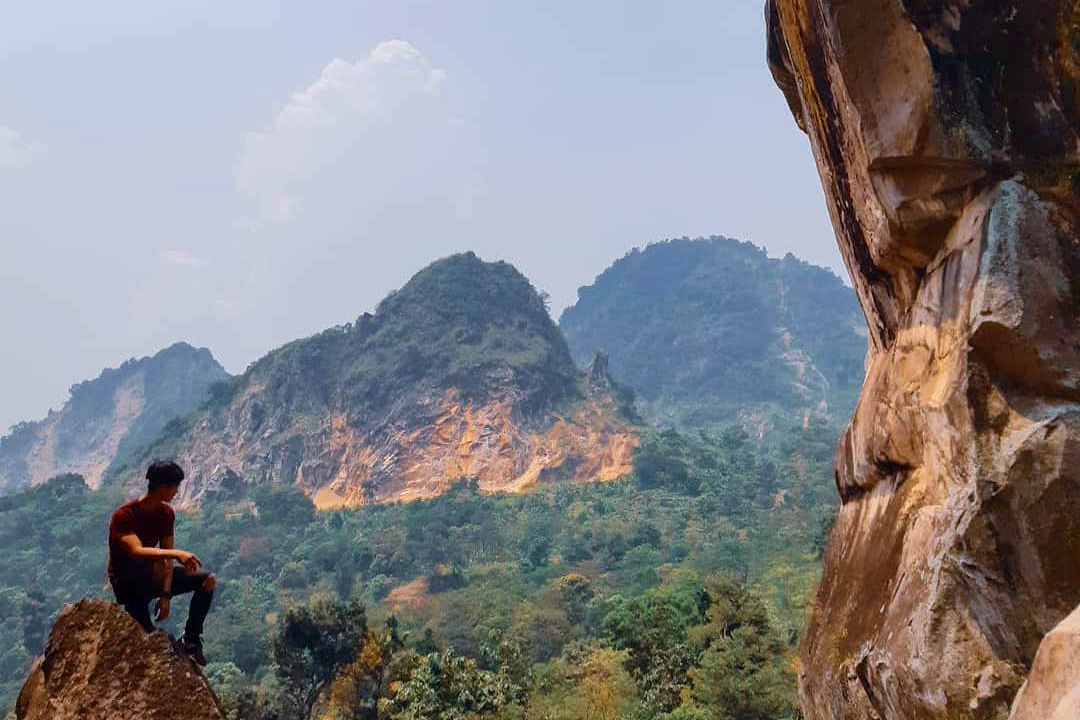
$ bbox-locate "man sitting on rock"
[107,460,215,666]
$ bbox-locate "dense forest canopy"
[0,416,836,719]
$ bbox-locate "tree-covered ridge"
[199,251,580,424]
[559,236,866,429]
[245,251,582,419]
[0,416,834,718]
[0,342,229,494]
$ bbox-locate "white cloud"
[235,40,448,222]
[157,249,201,267]
[0,125,43,170]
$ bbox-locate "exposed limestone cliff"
[0,343,228,494]
[111,253,638,507]
[767,1,1080,718]
[310,384,636,508]
[16,598,223,720]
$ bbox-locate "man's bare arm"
[154,535,175,621]
[159,535,175,596]
[118,533,201,572]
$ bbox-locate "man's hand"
[173,550,202,573]
[154,596,171,622]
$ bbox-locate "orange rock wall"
[313,389,638,507]
[172,384,637,509]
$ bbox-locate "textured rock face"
[16,598,224,720]
[1008,604,1080,720]
[0,343,229,493]
[296,386,635,508]
[171,378,636,509]
[767,1,1080,718]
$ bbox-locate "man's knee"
[151,559,171,590]
[201,573,216,592]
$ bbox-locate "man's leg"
[112,571,156,633]
[169,567,215,664]
[119,595,155,633]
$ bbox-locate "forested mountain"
[0,342,228,494]
[0,417,832,718]
[560,237,866,430]
[1,245,845,720]
[108,252,638,507]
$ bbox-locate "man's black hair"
[146,460,185,490]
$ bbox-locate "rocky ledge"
[16,598,224,720]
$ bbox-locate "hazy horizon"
[0,1,843,432]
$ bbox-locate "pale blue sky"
[0,0,841,432]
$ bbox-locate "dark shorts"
[111,563,209,604]
[111,564,213,634]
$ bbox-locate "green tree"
[388,647,522,720]
[601,587,704,712]
[322,617,408,720]
[685,578,795,720]
[633,430,695,493]
[271,595,367,720]
[557,573,594,626]
[256,486,317,527]
[204,662,250,720]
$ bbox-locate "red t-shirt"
[107,498,175,585]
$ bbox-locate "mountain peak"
[0,345,229,495]
[560,236,865,430]
[113,256,637,508]
[378,252,553,331]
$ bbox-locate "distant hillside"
[111,252,638,507]
[0,343,229,493]
[559,237,866,430]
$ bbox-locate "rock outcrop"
[110,253,638,507]
[0,343,229,494]
[767,1,1080,718]
[1008,604,1080,720]
[16,598,224,720]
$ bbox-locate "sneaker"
[180,635,207,667]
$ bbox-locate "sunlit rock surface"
[1008,603,1080,720]
[16,599,224,720]
[767,0,1080,717]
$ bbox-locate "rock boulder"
[16,598,224,720]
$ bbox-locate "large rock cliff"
[110,253,638,508]
[767,1,1080,718]
[16,599,224,720]
[0,343,229,494]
